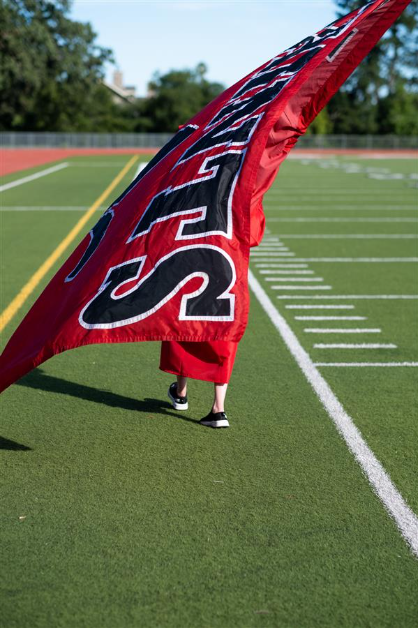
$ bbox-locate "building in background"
[103,70,137,104]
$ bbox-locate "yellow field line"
[0,155,138,334]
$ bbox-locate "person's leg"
[176,375,187,397]
[212,383,227,413]
[199,383,229,428]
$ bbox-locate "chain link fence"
[1,132,417,150]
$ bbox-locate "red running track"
[0,148,159,177]
[1,147,417,177]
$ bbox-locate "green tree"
[135,63,225,133]
[306,109,333,135]
[0,0,128,131]
[328,0,418,134]
[377,83,418,135]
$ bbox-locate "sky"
[70,0,337,97]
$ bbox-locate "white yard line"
[265,277,324,282]
[68,161,128,167]
[0,163,69,192]
[265,209,418,213]
[276,295,418,300]
[255,264,309,268]
[251,253,296,257]
[267,190,417,195]
[277,234,418,239]
[314,343,397,348]
[295,316,366,321]
[272,286,333,291]
[260,270,314,274]
[262,258,418,263]
[315,362,418,367]
[0,206,93,211]
[248,270,418,557]
[286,305,356,310]
[305,328,381,334]
[268,218,418,223]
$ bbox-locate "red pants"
[160,341,238,384]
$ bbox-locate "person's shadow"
[0,436,32,451]
[14,368,199,425]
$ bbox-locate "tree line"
[1,0,417,135]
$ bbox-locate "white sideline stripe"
[315,362,418,367]
[133,161,148,180]
[305,328,381,334]
[276,295,418,300]
[260,270,314,274]
[295,316,366,321]
[266,218,418,223]
[248,270,418,557]
[286,305,356,310]
[315,343,397,348]
[277,234,418,239]
[265,277,324,282]
[0,163,69,192]
[255,264,309,268]
[267,258,418,263]
[272,286,333,291]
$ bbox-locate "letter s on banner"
[79,245,236,329]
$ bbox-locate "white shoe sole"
[199,419,229,428]
[168,391,188,411]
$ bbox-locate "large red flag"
[0,0,411,392]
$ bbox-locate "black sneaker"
[168,382,188,411]
[199,411,229,428]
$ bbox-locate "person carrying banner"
[160,340,237,428]
[161,197,265,429]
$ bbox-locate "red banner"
[0,0,411,392]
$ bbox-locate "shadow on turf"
[0,436,32,451]
[17,369,200,426]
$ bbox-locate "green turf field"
[1,153,418,627]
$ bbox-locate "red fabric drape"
[0,0,411,393]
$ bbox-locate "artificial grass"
[1,154,417,627]
[1,297,418,628]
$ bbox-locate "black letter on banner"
[129,150,245,242]
[65,209,114,282]
[176,112,262,166]
[111,124,198,208]
[233,47,320,99]
[79,245,236,329]
[208,21,353,128]
[209,46,324,129]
